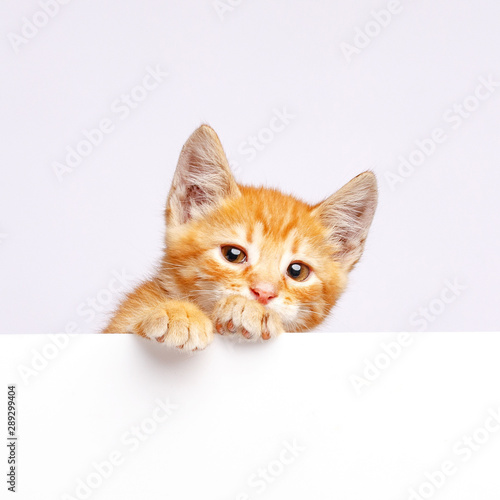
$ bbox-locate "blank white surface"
[1,332,500,499]
[1,0,499,333]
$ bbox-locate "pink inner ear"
[186,184,208,206]
[181,185,209,223]
[314,172,377,268]
[166,125,241,227]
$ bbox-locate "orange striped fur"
[103,125,377,350]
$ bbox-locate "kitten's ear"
[166,125,240,226]
[313,171,378,270]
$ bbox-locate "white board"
[1,332,500,499]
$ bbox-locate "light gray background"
[1,0,499,333]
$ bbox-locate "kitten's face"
[164,187,346,331]
[161,125,377,332]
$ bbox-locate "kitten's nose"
[250,283,277,305]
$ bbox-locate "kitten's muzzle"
[250,283,277,305]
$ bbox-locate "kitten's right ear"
[313,171,378,270]
[166,125,240,226]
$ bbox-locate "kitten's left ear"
[166,124,240,226]
[313,171,378,270]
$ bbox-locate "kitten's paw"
[137,301,214,351]
[212,295,283,341]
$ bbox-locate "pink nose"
[250,283,277,305]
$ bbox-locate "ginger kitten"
[103,125,377,350]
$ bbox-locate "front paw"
[212,295,283,341]
[137,301,214,351]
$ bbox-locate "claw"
[227,319,236,333]
[262,330,270,340]
[216,321,223,334]
[242,329,251,339]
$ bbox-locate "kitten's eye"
[221,245,247,264]
[287,262,310,282]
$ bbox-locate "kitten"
[103,125,377,350]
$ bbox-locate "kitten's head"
[160,125,377,331]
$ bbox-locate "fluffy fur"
[103,125,378,349]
